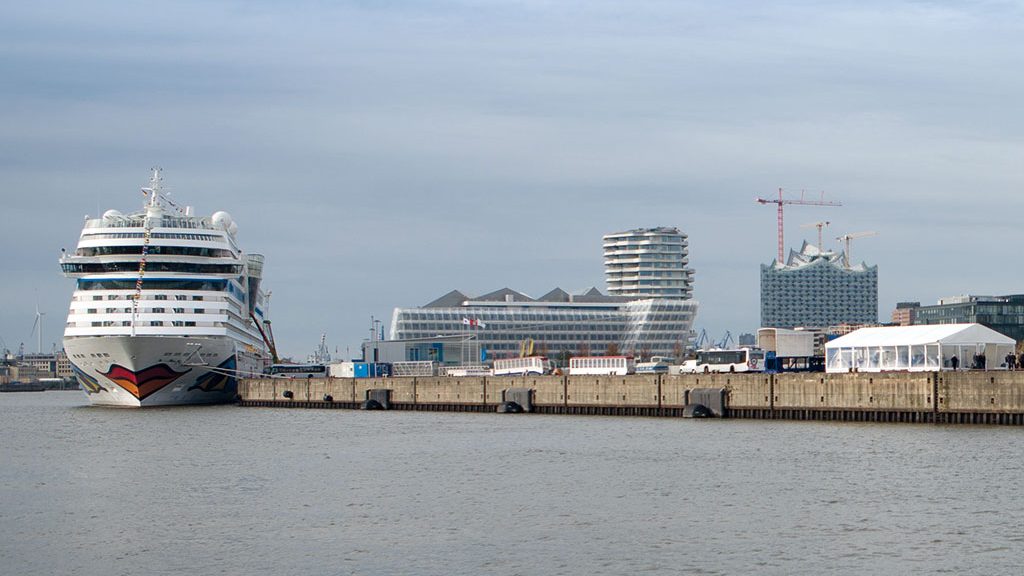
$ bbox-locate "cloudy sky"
[2,1,1023,359]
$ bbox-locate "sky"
[2,0,1024,360]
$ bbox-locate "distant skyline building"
[603,227,693,300]
[760,242,878,329]
[388,227,699,361]
[909,295,1024,342]
[891,301,921,326]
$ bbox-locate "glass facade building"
[389,287,698,361]
[761,242,878,329]
[912,295,1024,342]
[603,227,694,300]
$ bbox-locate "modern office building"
[603,227,694,300]
[389,287,698,362]
[761,242,878,329]
[911,295,1024,342]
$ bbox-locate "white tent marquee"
[825,324,1016,373]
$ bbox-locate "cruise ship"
[60,169,272,406]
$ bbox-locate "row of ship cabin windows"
[72,321,200,327]
[83,294,205,301]
[81,232,223,241]
[62,263,243,274]
[76,308,207,314]
[75,246,234,257]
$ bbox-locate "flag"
[461,317,486,328]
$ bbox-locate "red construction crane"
[757,188,842,263]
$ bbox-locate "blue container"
[354,362,370,378]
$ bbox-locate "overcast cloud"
[2,0,1023,359]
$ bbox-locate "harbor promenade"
[238,371,1024,425]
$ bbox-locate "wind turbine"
[30,305,45,354]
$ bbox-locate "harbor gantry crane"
[757,188,841,263]
[800,221,831,252]
[693,328,709,351]
[718,331,735,349]
[836,231,878,268]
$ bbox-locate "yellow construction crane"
[800,221,831,252]
[519,339,534,358]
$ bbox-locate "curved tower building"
[602,227,694,300]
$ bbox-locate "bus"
[267,363,328,378]
[679,348,765,373]
[635,356,674,374]
[444,365,493,377]
[568,356,636,376]
[492,356,554,376]
[764,353,825,373]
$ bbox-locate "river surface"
[2,391,1023,575]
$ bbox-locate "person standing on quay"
[951,355,959,370]
[1007,352,1017,371]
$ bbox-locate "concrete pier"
[237,371,1024,425]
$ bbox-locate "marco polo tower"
[603,227,694,300]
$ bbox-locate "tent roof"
[826,323,1015,348]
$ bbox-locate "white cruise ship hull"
[65,336,257,407]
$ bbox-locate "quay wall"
[773,372,935,412]
[938,372,1024,413]
[239,371,1024,424]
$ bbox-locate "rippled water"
[2,391,1023,575]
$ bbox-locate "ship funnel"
[247,254,264,280]
[246,254,265,315]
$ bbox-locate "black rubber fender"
[682,404,713,418]
[497,401,523,413]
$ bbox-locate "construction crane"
[757,188,842,263]
[836,231,878,268]
[800,221,831,252]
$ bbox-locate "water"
[2,392,1023,575]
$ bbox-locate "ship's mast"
[131,168,162,337]
[142,167,163,205]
